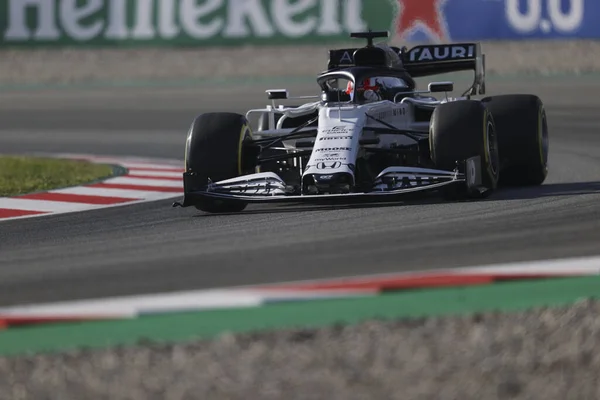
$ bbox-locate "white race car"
[174,31,549,213]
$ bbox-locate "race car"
[173,30,549,213]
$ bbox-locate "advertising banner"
[0,0,597,47]
[395,0,598,42]
[0,0,393,46]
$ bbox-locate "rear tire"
[184,112,253,213]
[429,100,500,199]
[482,94,549,186]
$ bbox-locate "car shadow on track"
[192,193,462,217]
[191,181,600,217]
[493,181,600,201]
[192,201,410,217]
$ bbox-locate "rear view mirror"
[428,82,454,93]
[266,89,289,100]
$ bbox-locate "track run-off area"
[1,75,600,307]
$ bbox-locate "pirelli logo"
[319,136,352,141]
[316,147,351,152]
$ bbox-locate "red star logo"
[395,0,449,42]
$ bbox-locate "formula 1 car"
[173,30,549,213]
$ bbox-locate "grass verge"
[0,156,114,197]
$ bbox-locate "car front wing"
[173,156,485,207]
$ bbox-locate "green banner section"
[0,0,398,47]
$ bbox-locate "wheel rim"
[184,125,193,171]
[486,118,500,177]
[539,109,549,167]
[238,124,254,175]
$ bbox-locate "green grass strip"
[1,276,600,356]
[0,156,115,197]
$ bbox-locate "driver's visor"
[345,79,380,97]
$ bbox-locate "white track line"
[47,153,183,168]
[0,291,267,317]
[0,198,103,213]
[118,162,183,170]
[0,290,367,317]
[251,256,600,288]
[103,176,183,188]
[455,256,600,275]
[53,186,176,200]
[127,170,182,178]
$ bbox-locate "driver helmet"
[345,77,408,102]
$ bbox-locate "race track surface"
[1,77,600,306]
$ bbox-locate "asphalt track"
[1,77,600,306]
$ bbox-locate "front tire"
[430,100,500,199]
[482,94,549,186]
[184,112,253,213]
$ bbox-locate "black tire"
[482,94,548,186]
[184,112,253,213]
[429,100,500,198]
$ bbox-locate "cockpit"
[317,37,416,105]
[319,72,414,105]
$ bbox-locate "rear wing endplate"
[327,42,486,96]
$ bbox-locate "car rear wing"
[327,42,486,96]
[404,43,485,96]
